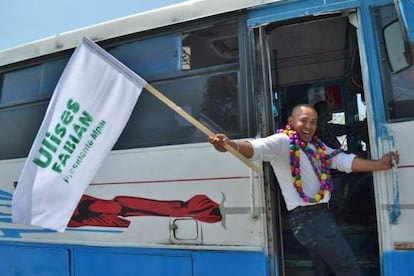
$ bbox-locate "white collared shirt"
[250,133,356,210]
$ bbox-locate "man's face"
[288,106,318,142]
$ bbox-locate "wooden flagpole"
[144,83,260,173]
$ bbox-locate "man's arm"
[351,151,399,172]
[209,134,254,158]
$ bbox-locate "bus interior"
[262,14,379,275]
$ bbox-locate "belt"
[290,203,329,213]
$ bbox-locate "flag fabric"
[12,37,146,232]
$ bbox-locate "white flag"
[12,37,146,232]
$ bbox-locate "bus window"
[0,57,67,106]
[182,22,238,70]
[111,21,241,150]
[0,103,48,159]
[1,66,42,104]
[0,57,69,160]
[373,5,414,121]
[113,71,241,149]
[109,34,181,80]
[0,21,242,158]
[383,21,412,73]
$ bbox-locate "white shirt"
[250,133,356,210]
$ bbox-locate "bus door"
[371,3,414,274]
[248,4,380,275]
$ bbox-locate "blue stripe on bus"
[0,242,269,276]
[383,250,414,276]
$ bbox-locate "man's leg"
[288,209,360,276]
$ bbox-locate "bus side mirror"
[383,21,413,73]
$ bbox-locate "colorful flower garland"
[277,125,343,203]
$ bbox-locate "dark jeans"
[288,204,361,276]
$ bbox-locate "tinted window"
[0,57,68,105]
[0,103,48,159]
[42,58,69,96]
[1,65,42,104]
[109,35,181,80]
[182,23,239,70]
[109,22,239,77]
[114,71,240,149]
[0,22,242,159]
[0,57,68,159]
[373,5,414,121]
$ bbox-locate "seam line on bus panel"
[221,207,265,215]
[90,176,252,186]
[383,204,414,210]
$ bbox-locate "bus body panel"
[383,250,414,276]
[0,243,70,276]
[0,242,269,276]
[0,144,268,275]
[1,143,265,248]
[380,121,414,274]
[1,0,414,275]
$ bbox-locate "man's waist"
[290,203,329,213]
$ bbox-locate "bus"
[0,0,413,275]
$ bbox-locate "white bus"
[0,0,413,275]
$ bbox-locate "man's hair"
[291,103,316,115]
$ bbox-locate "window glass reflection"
[373,5,414,120]
[182,23,238,70]
[114,72,240,149]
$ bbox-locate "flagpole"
[144,83,261,173]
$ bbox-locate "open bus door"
[244,2,402,275]
[249,7,380,275]
[248,1,414,274]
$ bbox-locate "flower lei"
[276,125,343,203]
